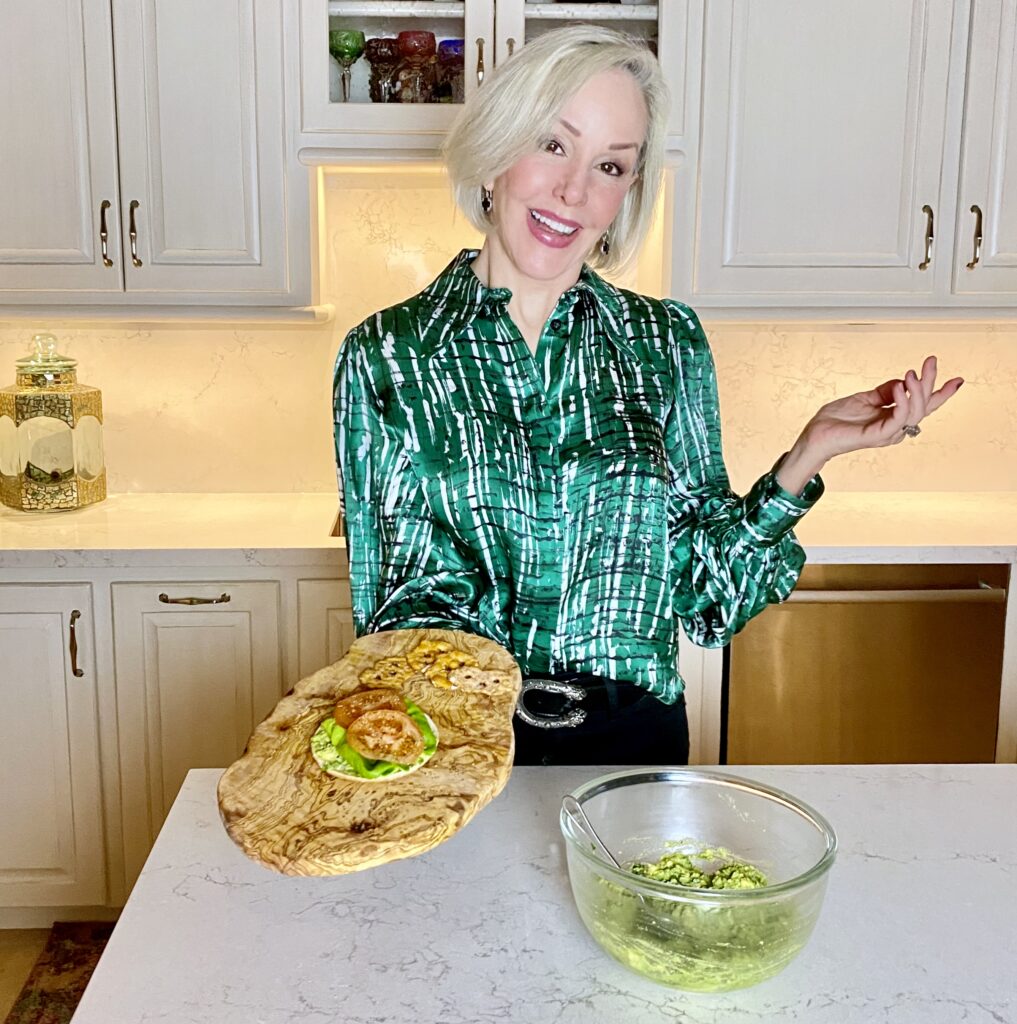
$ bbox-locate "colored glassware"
[329,29,366,103]
[436,39,465,104]
[395,30,436,104]
[364,36,400,103]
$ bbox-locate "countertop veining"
[69,764,1017,1024]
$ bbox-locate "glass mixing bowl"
[560,768,837,992]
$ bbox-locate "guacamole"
[631,848,768,890]
[572,842,812,992]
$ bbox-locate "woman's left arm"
[774,355,964,496]
[663,303,824,648]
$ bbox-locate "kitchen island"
[70,765,1016,1024]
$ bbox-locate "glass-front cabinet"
[298,1,685,150]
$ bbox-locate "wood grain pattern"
[217,628,521,876]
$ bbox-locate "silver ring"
[902,424,922,438]
[515,679,587,730]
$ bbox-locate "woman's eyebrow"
[558,118,640,151]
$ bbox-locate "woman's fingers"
[918,355,937,404]
[886,379,912,440]
[904,368,927,423]
[872,378,903,406]
[927,376,965,415]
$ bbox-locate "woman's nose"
[555,167,588,207]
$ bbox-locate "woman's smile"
[527,207,583,248]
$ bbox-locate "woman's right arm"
[333,323,392,635]
[333,324,494,640]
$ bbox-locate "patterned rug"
[3,923,114,1024]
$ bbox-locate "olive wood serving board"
[217,628,521,876]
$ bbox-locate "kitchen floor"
[0,929,49,1018]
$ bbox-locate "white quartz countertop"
[71,765,1017,1024]
[0,493,342,552]
[2,491,1016,564]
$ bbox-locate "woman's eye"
[542,138,564,154]
[600,162,625,177]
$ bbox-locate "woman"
[333,26,962,767]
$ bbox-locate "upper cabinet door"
[495,3,687,144]
[952,0,1017,299]
[0,0,124,300]
[299,0,496,149]
[693,0,965,306]
[111,0,310,304]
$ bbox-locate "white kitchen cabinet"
[0,585,106,907]
[300,0,494,148]
[298,1,683,152]
[690,0,968,307]
[111,580,284,889]
[0,0,311,308]
[0,0,123,295]
[497,1,689,146]
[297,577,355,677]
[951,0,1017,299]
[0,543,349,924]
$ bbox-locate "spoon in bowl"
[562,794,659,921]
[561,794,622,869]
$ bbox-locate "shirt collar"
[421,248,625,326]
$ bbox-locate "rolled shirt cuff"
[740,463,825,544]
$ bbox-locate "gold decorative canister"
[0,333,106,511]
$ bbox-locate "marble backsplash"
[0,168,1012,495]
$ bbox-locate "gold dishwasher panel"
[727,564,1008,765]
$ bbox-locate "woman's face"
[487,68,648,286]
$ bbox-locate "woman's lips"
[527,209,581,249]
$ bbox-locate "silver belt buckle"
[515,678,587,729]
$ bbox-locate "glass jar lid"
[16,333,77,373]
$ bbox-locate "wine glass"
[329,29,366,103]
[395,30,436,104]
[364,36,400,103]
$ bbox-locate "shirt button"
[551,319,563,332]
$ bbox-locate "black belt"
[515,674,651,729]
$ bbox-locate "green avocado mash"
[573,842,814,992]
[630,848,768,890]
[310,699,438,781]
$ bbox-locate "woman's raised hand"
[801,355,963,459]
[774,355,963,496]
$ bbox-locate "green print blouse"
[333,249,823,704]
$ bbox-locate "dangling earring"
[481,187,493,216]
[600,231,611,257]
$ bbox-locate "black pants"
[512,674,689,767]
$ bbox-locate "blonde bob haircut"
[441,25,670,275]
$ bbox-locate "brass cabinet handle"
[129,199,143,267]
[966,204,983,269]
[99,200,114,267]
[158,592,232,605]
[69,609,84,677]
[506,37,516,57]
[475,37,485,84]
[918,203,934,270]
